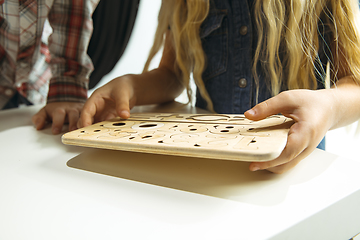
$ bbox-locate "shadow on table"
[67,148,336,206]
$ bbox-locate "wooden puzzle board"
[62,113,293,162]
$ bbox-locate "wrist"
[328,77,360,129]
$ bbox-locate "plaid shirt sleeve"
[47,0,98,103]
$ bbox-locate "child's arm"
[32,0,98,134]
[78,31,184,128]
[245,76,360,174]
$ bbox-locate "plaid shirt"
[0,0,98,109]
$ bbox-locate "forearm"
[329,76,360,129]
[127,29,184,106]
[128,67,185,106]
[78,65,184,127]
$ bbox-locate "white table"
[1,104,360,240]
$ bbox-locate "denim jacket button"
[238,78,247,88]
[239,25,248,35]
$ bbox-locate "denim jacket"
[196,0,329,114]
[196,0,329,149]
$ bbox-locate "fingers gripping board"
[62,113,293,162]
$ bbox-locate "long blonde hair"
[144,0,360,112]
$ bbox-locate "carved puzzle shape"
[62,113,293,162]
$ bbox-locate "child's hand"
[78,75,136,128]
[32,102,84,134]
[244,89,334,174]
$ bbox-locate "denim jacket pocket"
[200,9,228,81]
